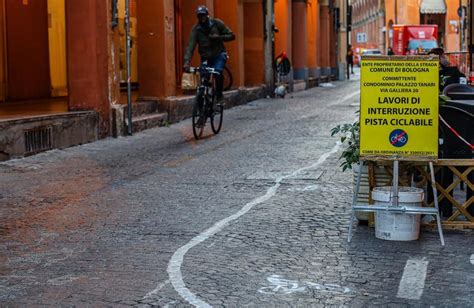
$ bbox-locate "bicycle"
[187,63,224,140]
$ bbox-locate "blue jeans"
[202,52,227,98]
[202,52,227,73]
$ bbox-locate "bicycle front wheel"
[192,96,206,139]
[211,104,223,134]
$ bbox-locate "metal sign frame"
[348,159,445,246]
[348,55,445,245]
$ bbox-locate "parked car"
[357,49,382,66]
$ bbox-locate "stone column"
[243,0,265,86]
[275,0,292,59]
[275,0,293,89]
[292,0,308,82]
[137,0,176,100]
[66,0,117,137]
[215,0,245,87]
[319,2,331,77]
[329,7,337,77]
[307,0,319,79]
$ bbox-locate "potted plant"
[330,119,413,183]
[331,120,392,222]
[330,121,360,171]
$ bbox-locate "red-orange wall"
[243,1,265,86]
[137,0,176,99]
[215,0,244,87]
[178,0,212,68]
[292,1,308,78]
[445,0,460,52]
[66,0,111,136]
[398,0,420,25]
[319,4,330,70]
[275,0,292,60]
[0,4,4,100]
[307,0,319,73]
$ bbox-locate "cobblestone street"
[1,74,473,307]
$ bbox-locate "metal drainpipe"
[125,0,133,135]
[264,0,275,96]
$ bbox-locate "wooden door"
[5,0,51,100]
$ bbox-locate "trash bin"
[445,93,474,100]
[442,83,474,95]
[445,100,474,114]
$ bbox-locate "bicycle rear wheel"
[222,66,233,91]
[192,96,206,139]
[211,104,223,134]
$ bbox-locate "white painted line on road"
[470,254,474,265]
[143,279,170,299]
[162,143,341,307]
[258,274,351,295]
[397,258,429,300]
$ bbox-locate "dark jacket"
[184,18,235,65]
[346,50,354,63]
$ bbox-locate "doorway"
[0,0,67,103]
[421,13,446,48]
[174,0,207,91]
[5,0,50,100]
[118,0,138,88]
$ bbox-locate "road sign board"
[359,56,439,159]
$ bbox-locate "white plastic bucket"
[373,186,423,241]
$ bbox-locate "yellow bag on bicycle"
[181,72,198,90]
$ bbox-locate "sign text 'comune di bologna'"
[360,56,439,159]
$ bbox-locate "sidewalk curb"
[162,86,267,124]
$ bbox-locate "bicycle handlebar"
[186,66,220,75]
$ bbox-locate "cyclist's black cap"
[196,5,209,16]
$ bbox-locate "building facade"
[275,0,339,83]
[0,0,341,160]
[351,0,469,55]
[351,0,386,53]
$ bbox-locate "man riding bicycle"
[183,5,235,105]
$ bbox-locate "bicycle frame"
[198,74,215,101]
[190,65,220,107]
[189,65,224,139]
